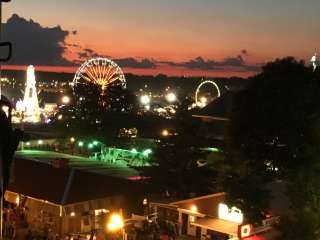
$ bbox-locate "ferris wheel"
[72,57,126,92]
[195,80,221,107]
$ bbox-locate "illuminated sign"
[218,203,243,224]
[238,224,253,239]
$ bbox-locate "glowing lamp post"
[166,92,177,103]
[140,95,151,110]
[162,129,169,137]
[61,95,70,105]
[107,214,124,231]
[107,213,125,240]
[70,137,76,155]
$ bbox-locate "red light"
[239,224,253,239]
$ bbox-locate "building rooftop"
[9,157,140,205]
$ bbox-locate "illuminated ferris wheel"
[73,57,126,92]
[195,80,221,107]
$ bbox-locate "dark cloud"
[244,65,261,72]
[75,49,155,69]
[161,57,215,70]
[159,55,259,72]
[3,14,71,65]
[77,48,102,59]
[115,58,156,69]
[162,56,245,70]
[216,55,244,67]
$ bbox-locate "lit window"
[95,209,109,216]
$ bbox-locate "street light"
[78,141,84,147]
[70,137,76,155]
[162,129,169,137]
[61,95,70,105]
[140,95,150,105]
[166,92,177,103]
[107,213,124,232]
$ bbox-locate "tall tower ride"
[22,65,40,122]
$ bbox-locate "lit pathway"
[15,150,140,179]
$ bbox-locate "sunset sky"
[2,0,320,77]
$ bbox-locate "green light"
[93,141,99,146]
[206,147,220,152]
[78,141,84,147]
[88,143,94,149]
[143,149,152,156]
[131,148,137,153]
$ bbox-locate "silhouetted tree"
[218,57,320,232]
[141,104,215,199]
[0,97,23,195]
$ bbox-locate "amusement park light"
[140,95,151,105]
[70,137,75,143]
[38,140,43,145]
[200,97,207,105]
[61,95,70,104]
[166,92,177,103]
[57,114,63,120]
[88,143,94,149]
[93,140,99,146]
[78,141,84,147]
[73,58,127,92]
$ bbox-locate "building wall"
[5,191,62,235]
[6,191,126,237]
